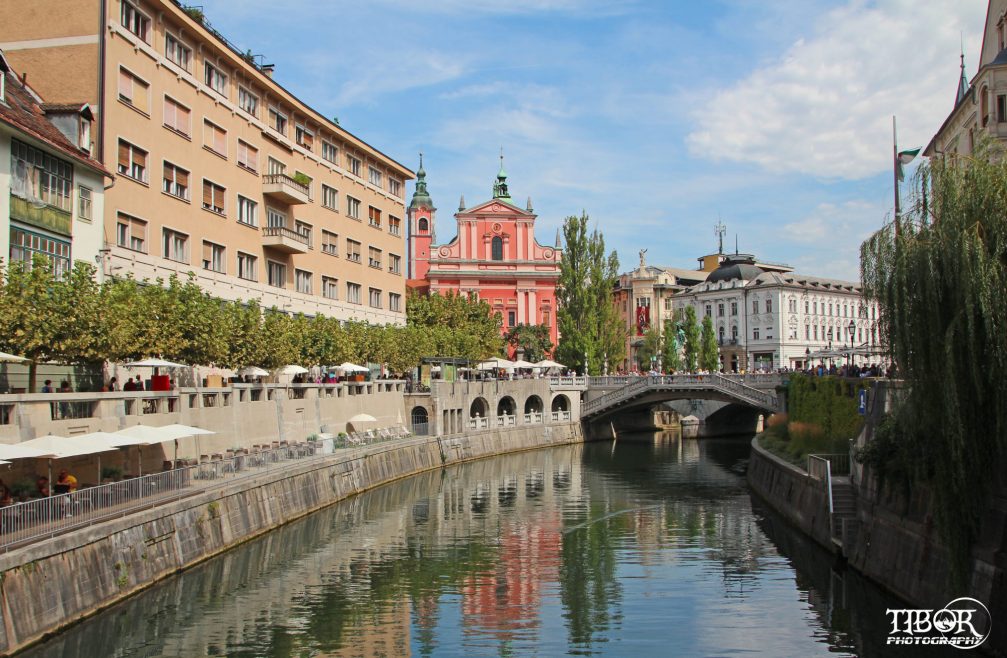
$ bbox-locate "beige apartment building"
[0,0,412,324]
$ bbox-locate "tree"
[699,315,720,372]
[504,324,553,363]
[682,306,700,372]
[662,320,682,373]
[557,212,625,374]
[860,141,1007,585]
[407,290,503,362]
[636,326,661,371]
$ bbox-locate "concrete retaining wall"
[0,422,583,656]
[746,437,833,551]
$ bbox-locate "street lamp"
[847,319,856,367]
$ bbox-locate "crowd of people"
[0,469,78,505]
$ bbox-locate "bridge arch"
[497,395,516,416]
[524,395,543,414]
[551,394,570,412]
[470,397,489,418]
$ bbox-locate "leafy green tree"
[504,323,553,363]
[662,320,682,372]
[407,290,502,361]
[636,325,661,371]
[682,306,700,372]
[557,213,624,374]
[699,315,720,372]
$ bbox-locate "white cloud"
[687,0,986,180]
[777,199,886,279]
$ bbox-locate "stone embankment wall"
[0,423,583,656]
[746,437,833,550]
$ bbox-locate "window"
[163,96,190,136]
[389,216,401,236]
[203,120,227,157]
[766,299,772,313]
[346,282,361,304]
[368,166,382,188]
[79,116,92,152]
[805,300,810,314]
[346,239,361,263]
[162,162,190,200]
[418,217,429,232]
[202,241,225,273]
[121,1,150,42]
[718,326,725,342]
[237,252,257,280]
[507,310,517,327]
[368,246,382,269]
[202,179,225,214]
[843,304,848,317]
[204,62,227,96]
[491,236,503,260]
[322,140,338,164]
[165,33,191,71]
[237,140,258,172]
[78,186,92,222]
[267,157,285,175]
[321,230,338,256]
[322,277,338,300]
[237,196,258,226]
[998,95,1006,123]
[752,300,759,314]
[118,68,149,113]
[731,301,738,316]
[389,292,401,312]
[267,261,286,288]
[705,304,712,317]
[368,206,381,228]
[238,86,258,117]
[806,325,810,340]
[732,325,738,341]
[389,254,401,274]
[346,154,361,177]
[267,207,286,228]
[814,325,818,340]
[295,269,312,294]
[295,220,312,245]
[11,139,73,211]
[389,178,402,197]
[789,299,797,313]
[369,287,382,308]
[347,196,360,219]
[322,184,338,210]
[717,303,724,317]
[828,303,833,316]
[268,107,287,135]
[162,228,188,262]
[117,140,148,183]
[753,327,760,340]
[9,227,70,276]
[295,125,314,149]
[116,213,147,252]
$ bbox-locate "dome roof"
[706,254,765,283]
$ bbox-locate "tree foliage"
[504,323,553,363]
[699,314,720,372]
[682,306,700,372]
[859,142,1007,586]
[636,326,660,370]
[557,212,625,374]
[662,320,682,373]
[0,262,504,390]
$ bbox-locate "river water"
[24,434,934,657]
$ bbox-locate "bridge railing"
[582,374,778,417]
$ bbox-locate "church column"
[517,289,527,324]
[469,220,478,259]
[527,289,537,325]
[517,223,524,260]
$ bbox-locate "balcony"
[9,195,72,236]
[262,173,310,205]
[262,225,310,254]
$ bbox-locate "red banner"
[636,305,650,335]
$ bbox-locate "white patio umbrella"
[477,358,514,370]
[511,359,536,369]
[0,352,27,363]
[124,358,186,368]
[75,431,131,484]
[275,364,309,375]
[534,359,565,369]
[20,435,117,494]
[113,425,183,476]
[237,366,270,378]
[156,424,216,465]
[0,443,56,460]
[337,362,369,373]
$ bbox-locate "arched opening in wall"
[470,397,489,418]
[418,217,428,232]
[551,394,570,412]
[491,236,503,260]
[982,85,990,125]
[410,406,429,435]
[524,395,543,414]
[497,396,516,416]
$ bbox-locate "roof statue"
[639,248,647,269]
[492,149,512,202]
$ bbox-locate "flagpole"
[893,115,901,237]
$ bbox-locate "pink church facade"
[408,158,562,352]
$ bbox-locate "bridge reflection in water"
[23,433,914,658]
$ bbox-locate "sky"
[201,0,987,280]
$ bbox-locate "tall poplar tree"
[699,314,720,372]
[682,306,700,372]
[556,213,624,374]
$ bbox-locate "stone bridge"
[581,374,781,425]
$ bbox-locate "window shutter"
[118,69,131,100]
[134,148,146,169]
[118,141,129,169]
[214,126,225,154]
[163,98,175,128]
[212,184,223,209]
[176,168,188,188]
[177,105,189,133]
[202,181,212,207]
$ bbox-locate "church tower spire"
[956,44,969,106]
[408,153,436,280]
[492,149,513,203]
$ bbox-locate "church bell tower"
[408,154,436,280]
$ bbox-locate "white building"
[673,253,881,372]
[0,52,106,275]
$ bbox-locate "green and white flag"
[896,147,921,182]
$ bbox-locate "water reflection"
[23,432,913,657]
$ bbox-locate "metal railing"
[808,452,851,477]
[807,455,835,515]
